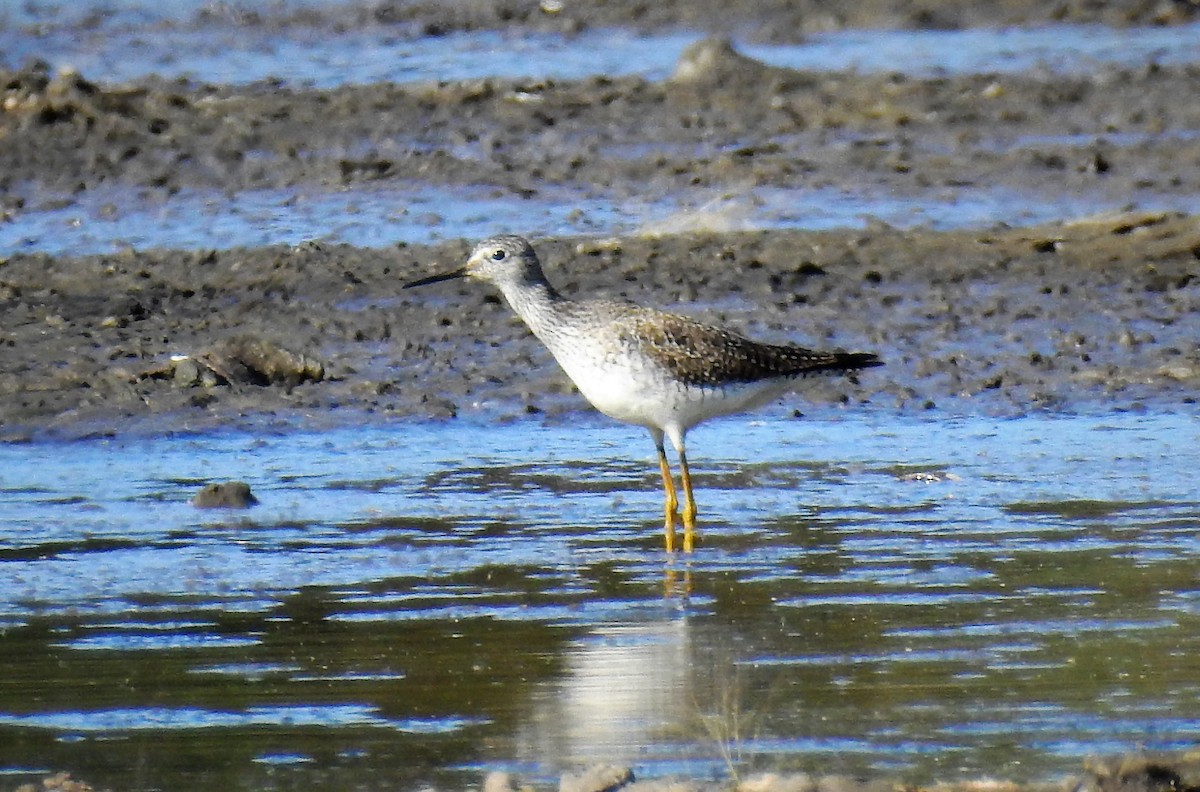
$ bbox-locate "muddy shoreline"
[1,4,1199,790]
[14,751,1200,792]
[3,23,1200,438]
[7,49,1200,201]
[1,210,1197,440]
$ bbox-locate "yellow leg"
[656,440,680,553]
[678,448,698,552]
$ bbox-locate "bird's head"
[404,235,541,290]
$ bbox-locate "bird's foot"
[663,509,681,553]
[682,506,697,553]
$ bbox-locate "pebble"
[192,481,258,508]
[560,764,635,792]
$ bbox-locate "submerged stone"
[192,480,258,508]
[560,764,634,792]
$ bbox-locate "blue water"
[3,5,1198,256]
[1,411,1198,789]
[0,182,645,255]
[3,179,1194,257]
[3,10,1198,87]
[4,3,1198,788]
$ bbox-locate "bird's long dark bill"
[403,267,468,289]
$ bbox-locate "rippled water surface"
[5,180,1197,257]
[4,10,1200,87]
[1,410,1198,790]
[0,182,646,256]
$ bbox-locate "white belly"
[547,341,789,433]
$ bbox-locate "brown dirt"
[1,1,1199,439]
[1,212,1196,439]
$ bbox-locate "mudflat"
[0,0,1197,440]
[2,4,1200,791]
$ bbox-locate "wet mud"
[1,210,1197,437]
[285,0,1200,37]
[15,751,1200,792]
[7,39,1200,201]
[3,5,1200,438]
[2,3,1200,789]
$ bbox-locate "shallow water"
[0,181,645,256]
[1,410,1198,790]
[4,179,1196,257]
[5,9,1200,256]
[4,10,1200,88]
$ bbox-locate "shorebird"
[405,235,881,552]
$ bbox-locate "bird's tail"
[834,352,883,370]
[806,351,883,376]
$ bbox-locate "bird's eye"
[491,249,506,261]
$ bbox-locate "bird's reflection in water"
[663,562,692,600]
[513,619,693,767]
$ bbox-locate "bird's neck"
[498,275,569,337]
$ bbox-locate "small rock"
[560,764,634,792]
[1085,755,1200,792]
[623,780,705,792]
[203,337,324,387]
[1158,364,1198,381]
[484,771,520,792]
[575,237,623,256]
[172,357,203,387]
[670,37,768,85]
[826,777,897,792]
[739,772,815,792]
[898,470,961,483]
[192,481,258,509]
[16,772,94,792]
